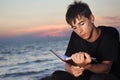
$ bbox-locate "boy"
[51,1,120,80]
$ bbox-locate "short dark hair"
[65,1,92,25]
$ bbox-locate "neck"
[87,27,101,42]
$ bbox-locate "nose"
[77,26,83,34]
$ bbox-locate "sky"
[0,0,120,39]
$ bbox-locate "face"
[71,15,94,40]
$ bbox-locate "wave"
[16,59,49,66]
[0,70,46,78]
[0,40,67,80]
[0,57,7,61]
[0,59,50,68]
[1,51,11,54]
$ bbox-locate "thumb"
[84,53,92,63]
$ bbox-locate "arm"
[64,63,84,77]
[84,61,112,73]
[71,52,113,74]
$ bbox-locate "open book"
[50,49,78,66]
[50,49,97,66]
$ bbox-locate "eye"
[72,26,77,30]
[79,22,84,25]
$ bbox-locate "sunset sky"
[0,0,120,39]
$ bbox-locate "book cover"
[50,49,97,66]
[50,49,78,66]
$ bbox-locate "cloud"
[30,25,71,38]
[0,24,71,38]
[95,16,120,27]
[95,16,120,34]
[1,15,120,38]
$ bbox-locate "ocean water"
[0,39,69,80]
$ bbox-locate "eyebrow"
[72,26,78,30]
[71,26,75,28]
[77,20,85,24]
[71,19,86,28]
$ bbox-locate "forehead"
[71,15,87,25]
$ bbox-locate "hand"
[71,66,84,77]
[71,52,92,67]
[64,63,84,77]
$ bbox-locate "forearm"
[84,63,112,73]
[64,63,71,72]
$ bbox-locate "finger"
[84,53,92,63]
[73,71,83,77]
[71,52,80,63]
[80,52,85,63]
[71,53,77,60]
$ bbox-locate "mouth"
[80,33,86,38]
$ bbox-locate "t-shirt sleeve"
[100,27,119,61]
[65,31,75,57]
[65,31,82,57]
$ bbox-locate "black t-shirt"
[65,26,120,77]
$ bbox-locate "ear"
[90,14,94,23]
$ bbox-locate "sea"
[0,38,69,80]
[0,27,119,80]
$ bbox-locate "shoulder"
[69,31,84,44]
[71,31,82,39]
[98,26,118,33]
[98,26,119,39]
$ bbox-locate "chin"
[81,35,87,39]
